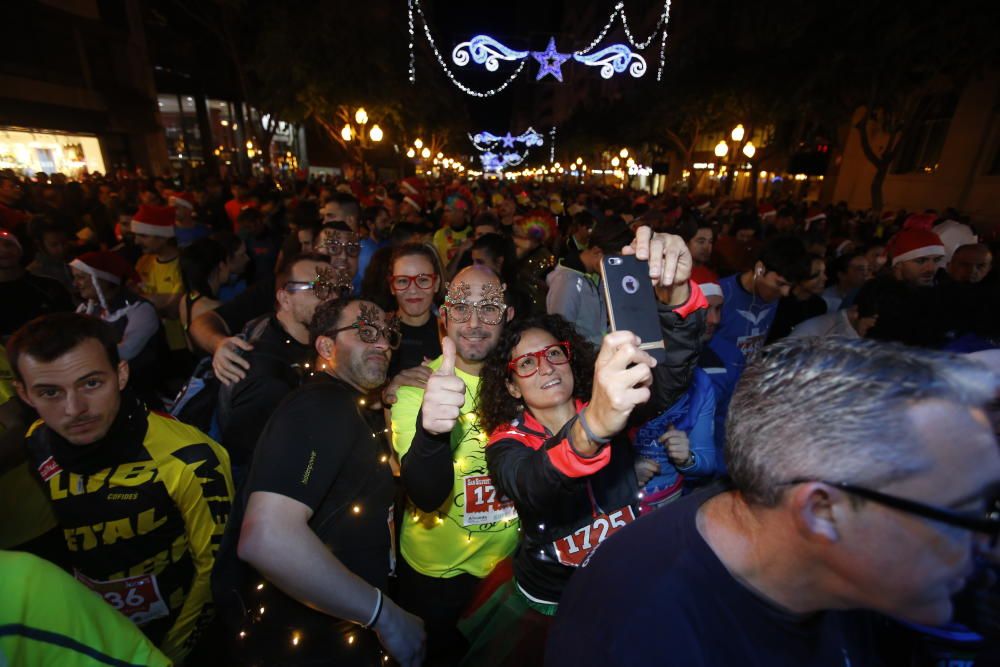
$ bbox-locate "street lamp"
[414,138,423,149]
[355,107,369,125]
[369,124,383,142]
[611,156,621,167]
[619,148,629,159]
[742,141,756,158]
[421,147,431,159]
[714,140,729,158]
[731,124,745,142]
[406,147,416,158]
[341,125,352,142]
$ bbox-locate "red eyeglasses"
[508,341,572,378]
[389,273,437,291]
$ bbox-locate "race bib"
[553,506,636,567]
[75,570,170,625]
[463,475,517,526]
[737,332,765,362]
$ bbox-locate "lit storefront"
[0,128,106,177]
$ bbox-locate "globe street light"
[730,124,745,142]
[714,140,729,158]
[341,125,353,142]
[369,124,383,142]
[406,147,416,158]
[742,141,756,158]
[619,148,629,159]
[421,147,431,159]
[355,107,369,125]
[414,138,423,149]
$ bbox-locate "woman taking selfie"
[462,314,657,665]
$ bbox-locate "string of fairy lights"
[407,0,672,97]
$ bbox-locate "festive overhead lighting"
[452,35,528,72]
[408,0,672,94]
[573,44,646,79]
[469,128,543,151]
[731,124,745,142]
[531,37,572,81]
[742,141,756,158]
[714,141,729,157]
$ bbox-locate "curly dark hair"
[478,314,597,436]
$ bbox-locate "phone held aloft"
[600,255,667,363]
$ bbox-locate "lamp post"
[341,106,384,181]
[712,124,755,196]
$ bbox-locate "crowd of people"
[0,164,998,667]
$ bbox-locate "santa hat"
[70,251,137,311]
[0,229,22,253]
[167,191,195,211]
[131,204,176,237]
[932,219,978,263]
[400,177,424,197]
[880,210,896,224]
[887,215,945,266]
[692,265,721,299]
[693,195,711,211]
[804,206,827,223]
[401,191,426,213]
[758,203,776,220]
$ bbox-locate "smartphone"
[600,255,666,363]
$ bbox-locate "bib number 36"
[553,506,636,567]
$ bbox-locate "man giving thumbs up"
[389,265,520,664]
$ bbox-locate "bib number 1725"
[553,506,636,567]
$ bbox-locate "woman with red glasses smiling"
[385,243,444,382]
[462,314,658,665]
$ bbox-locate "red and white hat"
[167,191,195,211]
[70,251,135,285]
[805,205,826,223]
[400,177,424,197]
[0,229,22,253]
[879,210,895,224]
[401,190,426,213]
[131,204,176,238]
[887,214,945,266]
[692,265,721,299]
[758,203,776,220]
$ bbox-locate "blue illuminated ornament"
[573,44,647,79]
[469,127,544,152]
[531,38,571,82]
[452,35,529,72]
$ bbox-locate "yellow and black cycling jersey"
[24,393,233,664]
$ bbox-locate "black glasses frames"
[779,478,1000,542]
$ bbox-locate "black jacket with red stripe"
[485,405,640,604]
[484,282,708,603]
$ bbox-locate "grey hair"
[727,336,998,507]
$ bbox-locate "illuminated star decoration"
[531,37,571,82]
[501,133,515,148]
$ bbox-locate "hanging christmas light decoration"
[407,0,672,96]
[572,44,647,79]
[469,127,544,151]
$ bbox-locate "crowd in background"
[0,164,998,667]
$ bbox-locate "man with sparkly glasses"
[220,253,350,471]
[389,264,520,664]
[215,298,425,667]
[548,337,1000,667]
[190,222,361,386]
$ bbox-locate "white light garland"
[408,0,672,94]
[550,126,556,164]
[408,0,526,98]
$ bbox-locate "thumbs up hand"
[421,337,468,435]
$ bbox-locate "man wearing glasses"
[220,253,350,475]
[547,336,1000,667]
[190,222,361,385]
[389,264,521,665]
[216,298,426,667]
